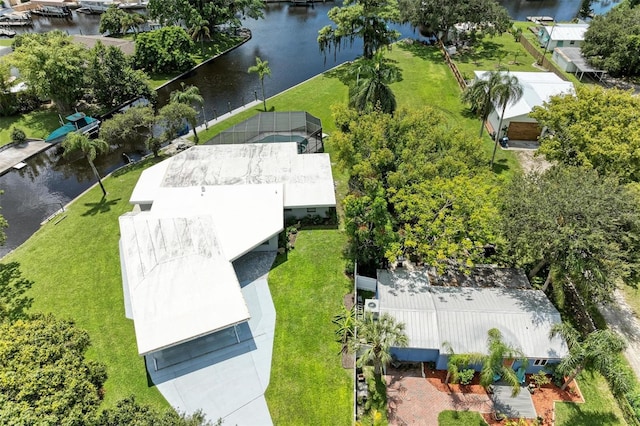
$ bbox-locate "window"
[306,208,316,213]
[569,40,575,45]
[533,359,547,366]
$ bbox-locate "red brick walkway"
[386,367,494,426]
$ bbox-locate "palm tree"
[353,312,408,378]
[190,15,211,56]
[480,328,527,396]
[62,132,109,197]
[490,73,523,168]
[169,83,204,142]
[461,70,504,138]
[333,306,356,349]
[248,57,271,112]
[349,51,399,115]
[120,12,145,37]
[550,323,627,391]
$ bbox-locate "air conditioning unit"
[364,299,379,314]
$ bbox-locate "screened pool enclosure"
[205,111,324,153]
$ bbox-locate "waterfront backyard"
[2,39,626,425]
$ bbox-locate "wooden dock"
[0,140,54,176]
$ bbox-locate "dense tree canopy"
[99,105,155,148]
[333,106,499,271]
[398,0,511,42]
[582,2,640,77]
[148,0,263,34]
[317,0,400,60]
[86,42,154,109]
[500,165,640,303]
[133,27,196,74]
[531,86,640,183]
[11,31,88,112]
[99,5,128,35]
[96,396,214,426]
[0,315,107,424]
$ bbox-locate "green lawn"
[4,159,168,410]
[0,39,12,47]
[0,109,62,146]
[265,230,353,425]
[438,410,487,425]
[556,369,627,425]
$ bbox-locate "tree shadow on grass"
[323,58,403,86]
[456,40,506,66]
[558,403,621,426]
[490,158,511,175]
[396,41,444,63]
[82,197,121,216]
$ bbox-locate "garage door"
[507,122,540,140]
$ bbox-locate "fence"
[519,36,570,82]
[438,41,468,91]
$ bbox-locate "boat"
[31,6,72,17]
[77,0,115,13]
[45,112,100,143]
[0,28,16,37]
[0,12,33,26]
[118,0,148,10]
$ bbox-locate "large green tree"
[317,0,400,60]
[62,133,110,198]
[531,86,640,183]
[11,31,88,112]
[500,165,640,303]
[398,0,511,42]
[96,396,213,426]
[99,105,155,148]
[157,101,198,143]
[353,312,408,378]
[582,2,640,77]
[333,106,494,271]
[348,52,399,114]
[0,315,107,424]
[133,27,195,74]
[86,41,154,109]
[99,4,127,35]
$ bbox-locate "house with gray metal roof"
[370,268,568,373]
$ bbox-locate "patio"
[491,382,537,419]
[386,366,493,426]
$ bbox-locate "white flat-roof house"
[538,23,589,50]
[118,142,335,424]
[474,71,575,141]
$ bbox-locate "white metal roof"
[542,24,588,41]
[474,71,575,120]
[121,142,335,355]
[378,269,568,359]
[119,213,250,355]
[130,143,336,208]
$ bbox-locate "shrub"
[531,371,551,388]
[458,368,475,385]
[10,127,26,144]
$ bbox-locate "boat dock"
[0,140,53,176]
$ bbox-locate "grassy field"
[4,159,169,410]
[0,39,12,47]
[556,369,627,425]
[0,109,62,146]
[438,410,487,425]
[265,230,353,425]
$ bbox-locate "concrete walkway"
[599,289,640,380]
[0,139,52,176]
[491,383,536,419]
[386,367,493,425]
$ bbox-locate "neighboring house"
[538,23,589,50]
[118,141,335,424]
[474,71,575,140]
[553,47,607,81]
[366,267,568,374]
